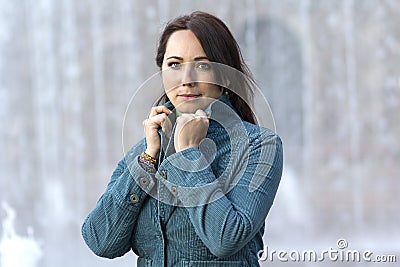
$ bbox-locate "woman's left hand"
[174,109,209,152]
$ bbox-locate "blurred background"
[0,0,399,266]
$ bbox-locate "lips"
[178,94,201,100]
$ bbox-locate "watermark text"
[258,239,397,263]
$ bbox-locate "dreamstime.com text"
[258,239,397,263]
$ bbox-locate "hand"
[174,109,209,152]
[143,106,172,158]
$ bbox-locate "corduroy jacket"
[82,97,283,266]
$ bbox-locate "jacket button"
[171,186,177,195]
[130,194,139,203]
[160,170,167,179]
[139,177,149,186]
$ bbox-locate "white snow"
[0,202,42,267]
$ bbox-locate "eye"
[195,62,211,71]
[168,62,181,70]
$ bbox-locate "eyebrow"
[165,56,209,61]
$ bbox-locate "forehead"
[164,30,206,58]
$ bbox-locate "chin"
[175,98,213,113]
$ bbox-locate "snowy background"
[0,0,399,266]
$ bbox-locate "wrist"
[145,148,159,158]
[138,152,158,173]
[175,143,199,152]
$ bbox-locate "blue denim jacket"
[82,98,283,266]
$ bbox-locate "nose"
[181,63,195,87]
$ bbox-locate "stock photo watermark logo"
[258,238,397,263]
[122,62,277,207]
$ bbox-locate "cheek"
[165,87,177,101]
[199,84,222,98]
[162,72,179,95]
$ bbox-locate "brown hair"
[155,11,256,124]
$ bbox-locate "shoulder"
[239,121,282,146]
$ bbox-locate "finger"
[195,109,207,119]
[195,109,208,119]
[161,117,173,137]
[177,113,196,123]
[146,113,169,127]
[195,109,206,116]
[149,106,172,117]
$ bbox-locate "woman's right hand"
[143,106,172,158]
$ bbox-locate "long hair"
[155,11,257,124]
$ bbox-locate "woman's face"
[161,30,223,113]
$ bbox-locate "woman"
[82,11,283,266]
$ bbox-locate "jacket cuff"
[111,158,156,212]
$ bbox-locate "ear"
[220,87,229,96]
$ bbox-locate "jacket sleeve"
[81,141,155,258]
[158,127,283,258]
